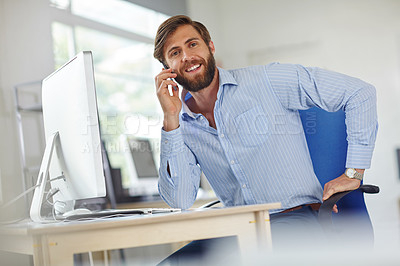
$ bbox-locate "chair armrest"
[359,184,380,194]
[318,184,379,233]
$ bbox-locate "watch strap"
[345,168,363,181]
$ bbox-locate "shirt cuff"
[160,126,186,156]
[345,143,375,169]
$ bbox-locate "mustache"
[180,59,205,72]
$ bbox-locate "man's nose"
[181,49,194,62]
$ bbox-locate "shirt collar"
[181,67,238,119]
[181,94,195,118]
[217,67,238,87]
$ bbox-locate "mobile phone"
[162,63,178,91]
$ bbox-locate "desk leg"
[236,210,273,264]
[255,210,272,249]
[37,235,74,266]
[32,237,44,266]
[264,211,273,248]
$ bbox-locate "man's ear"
[209,41,216,54]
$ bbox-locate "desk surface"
[0,203,281,266]
[1,203,281,235]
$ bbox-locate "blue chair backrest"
[299,107,369,216]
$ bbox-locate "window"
[50,0,169,187]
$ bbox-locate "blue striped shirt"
[158,63,378,212]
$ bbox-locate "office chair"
[299,107,379,242]
[204,107,379,242]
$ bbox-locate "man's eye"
[171,51,179,57]
[190,42,197,48]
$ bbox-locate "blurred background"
[1,0,399,264]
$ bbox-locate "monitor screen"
[128,138,159,178]
[30,51,106,222]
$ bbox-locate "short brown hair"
[153,15,211,67]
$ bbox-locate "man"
[153,15,377,250]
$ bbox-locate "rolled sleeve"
[158,126,201,209]
[346,143,376,169]
[160,126,186,156]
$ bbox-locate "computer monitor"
[30,51,106,222]
[123,136,159,196]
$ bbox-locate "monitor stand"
[30,132,72,223]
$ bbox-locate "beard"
[174,51,216,93]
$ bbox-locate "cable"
[46,188,61,203]
[0,183,39,209]
[0,217,27,225]
[0,175,65,209]
[51,199,67,222]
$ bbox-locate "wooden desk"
[0,203,280,266]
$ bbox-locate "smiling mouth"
[185,64,201,72]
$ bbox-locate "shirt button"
[164,140,168,144]
[242,184,247,188]
[230,160,235,165]
[220,133,225,138]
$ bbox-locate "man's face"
[164,25,216,92]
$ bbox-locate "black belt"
[281,203,321,213]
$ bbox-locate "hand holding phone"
[162,63,178,92]
[154,68,181,131]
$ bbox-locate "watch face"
[346,168,356,178]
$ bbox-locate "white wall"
[0,0,55,220]
[126,0,187,16]
[188,0,400,248]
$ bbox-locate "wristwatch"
[345,168,364,181]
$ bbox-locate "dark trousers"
[158,206,324,265]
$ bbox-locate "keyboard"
[63,208,181,221]
[146,208,181,214]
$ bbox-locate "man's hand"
[322,171,363,213]
[155,68,181,131]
